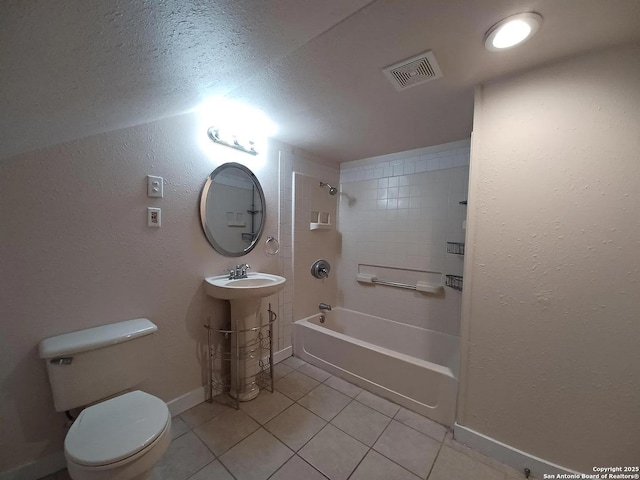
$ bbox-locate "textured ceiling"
[2,0,640,162]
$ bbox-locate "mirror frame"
[199,162,266,257]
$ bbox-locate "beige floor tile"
[506,474,529,480]
[194,409,260,456]
[187,460,234,480]
[324,375,363,398]
[350,450,421,480]
[219,428,293,480]
[282,356,306,369]
[299,424,368,480]
[355,390,400,417]
[297,363,331,382]
[443,432,522,478]
[429,446,507,480]
[152,432,214,480]
[394,407,448,442]
[39,470,71,480]
[273,362,294,380]
[269,455,327,480]
[180,401,231,428]
[275,370,319,400]
[265,403,327,451]
[170,415,190,439]
[298,383,352,421]
[239,389,293,424]
[331,400,391,446]
[505,468,530,479]
[373,420,440,478]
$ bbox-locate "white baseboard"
[273,346,292,364]
[167,385,207,417]
[0,450,66,480]
[453,422,583,478]
[2,350,294,480]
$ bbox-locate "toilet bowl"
[39,319,171,480]
[64,391,171,480]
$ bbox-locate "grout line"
[351,394,398,419]
[296,390,395,478]
[183,459,218,480]
[294,381,355,422]
[266,454,331,480]
[194,419,261,460]
[288,416,328,453]
[391,406,452,443]
[367,420,438,480]
[319,373,450,443]
[297,454,332,480]
[344,404,395,480]
[182,364,450,480]
[220,459,238,480]
[321,374,363,398]
[425,441,444,480]
[345,446,370,480]
[440,434,516,478]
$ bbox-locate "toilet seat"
[65,391,170,467]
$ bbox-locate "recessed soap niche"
[227,211,246,227]
[310,210,332,230]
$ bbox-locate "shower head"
[320,181,338,196]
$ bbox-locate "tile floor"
[42,357,528,480]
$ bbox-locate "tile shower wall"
[277,148,339,351]
[292,173,339,320]
[337,140,469,336]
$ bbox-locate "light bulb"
[492,20,532,49]
[484,13,542,52]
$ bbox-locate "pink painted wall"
[0,112,324,473]
[459,43,640,470]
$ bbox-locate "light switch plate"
[147,175,163,198]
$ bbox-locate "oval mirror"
[200,162,266,257]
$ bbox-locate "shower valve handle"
[311,259,331,279]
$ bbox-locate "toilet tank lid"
[39,318,158,359]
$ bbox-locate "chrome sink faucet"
[225,264,251,279]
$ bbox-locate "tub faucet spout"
[319,303,332,311]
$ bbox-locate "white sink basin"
[205,272,286,300]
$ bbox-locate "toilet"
[39,318,171,480]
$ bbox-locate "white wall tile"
[336,141,470,336]
[340,139,470,184]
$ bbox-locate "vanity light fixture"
[484,12,543,51]
[208,127,258,156]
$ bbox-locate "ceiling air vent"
[383,50,442,91]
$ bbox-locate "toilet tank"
[39,318,158,412]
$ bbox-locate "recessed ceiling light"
[484,13,543,52]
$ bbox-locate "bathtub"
[294,307,458,426]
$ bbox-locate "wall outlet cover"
[147,207,161,227]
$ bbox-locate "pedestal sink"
[204,273,286,401]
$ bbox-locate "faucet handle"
[224,268,235,279]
